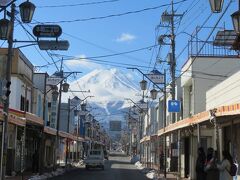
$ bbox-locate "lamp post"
[127,67,167,178]
[0,1,35,179]
[54,71,70,169]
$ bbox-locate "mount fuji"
[62,68,142,129]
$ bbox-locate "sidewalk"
[5,172,34,180]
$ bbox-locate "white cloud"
[64,54,103,70]
[116,33,136,42]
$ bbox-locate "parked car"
[84,149,105,170]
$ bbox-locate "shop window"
[20,96,29,112]
[20,96,24,111]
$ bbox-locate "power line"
[31,0,188,24]
[63,45,156,60]
[174,0,233,84]
[36,0,120,8]
[63,32,148,63]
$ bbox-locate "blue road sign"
[168,100,181,112]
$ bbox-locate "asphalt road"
[50,153,148,180]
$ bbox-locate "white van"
[84,149,105,170]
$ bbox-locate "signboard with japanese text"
[46,77,63,86]
[146,70,164,84]
[33,25,62,38]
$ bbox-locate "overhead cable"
[31,0,188,24]
[36,0,120,8]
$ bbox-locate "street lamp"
[62,82,69,92]
[19,0,36,23]
[231,10,240,34]
[209,0,224,13]
[208,0,240,34]
[81,103,87,111]
[150,89,158,100]
[139,79,147,91]
[0,1,35,40]
[0,18,10,40]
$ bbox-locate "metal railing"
[188,40,238,57]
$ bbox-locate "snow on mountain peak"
[61,68,144,129]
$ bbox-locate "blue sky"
[1,0,238,83]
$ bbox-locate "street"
[50,153,148,180]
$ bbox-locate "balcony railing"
[188,40,238,57]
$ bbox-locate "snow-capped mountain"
[62,68,142,129]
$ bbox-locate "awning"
[140,135,150,143]
[44,126,57,136]
[0,107,26,127]
[157,103,240,137]
[25,112,44,126]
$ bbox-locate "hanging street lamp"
[150,89,158,100]
[19,0,36,23]
[232,10,240,34]
[139,79,147,91]
[209,0,224,13]
[81,103,87,111]
[62,82,69,92]
[0,0,35,40]
[0,18,10,40]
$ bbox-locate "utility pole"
[1,4,14,180]
[65,97,71,167]
[54,59,64,169]
[159,1,183,179]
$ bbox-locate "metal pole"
[163,70,167,178]
[239,0,240,11]
[1,3,15,180]
[170,0,176,119]
[177,130,181,179]
[197,124,200,147]
[39,73,47,174]
[54,58,64,169]
[65,98,70,167]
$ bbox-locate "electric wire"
[174,0,233,84]
[16,19,56,69]
[63,32,148,63]
[36,0,120,8]
[50,44,157,61]
[31,0,188,24]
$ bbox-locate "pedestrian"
[204,147,219,180]
[196,147,206,180]
[32,150,39,173]
[233,157,238,180]
[217,150,233,180]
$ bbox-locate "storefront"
[43,126,56,169]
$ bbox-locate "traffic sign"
[33,25,62,38]
[168,100,181,112]
[38,40,69,50]
[146,69,164,84]
[46,77,63,86]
